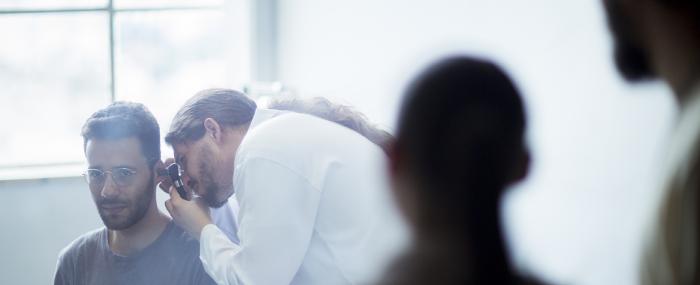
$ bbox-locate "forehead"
[172,143,189,158]
[85,137,147,168]
[172,140,201,161]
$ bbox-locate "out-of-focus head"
[390,56,530,230]
[602,0,700,82]
[165,88,256,208]
[81,102,162,230]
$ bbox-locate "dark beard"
[604,0,656,81]
[197,147,232,208]
[199,169,232,208]
[98,176,155,230]
[203,184,229,208]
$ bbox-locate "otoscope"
[167,163,190,201]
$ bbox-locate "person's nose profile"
[101,176,120,199]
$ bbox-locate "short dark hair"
[81,102,161,167]
[165,88,257,145]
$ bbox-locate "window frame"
[0,0,236,180]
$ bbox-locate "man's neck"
[108,203,170,256]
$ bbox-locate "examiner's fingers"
[158,179,173,193]
[169,185,185,202]
[164,199,174,216]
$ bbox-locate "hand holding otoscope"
[167,163,189,200]
[160,159,213,239]
[158,160,190,200]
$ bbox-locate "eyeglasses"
[82,167,138,189]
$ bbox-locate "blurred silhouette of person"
[380,56,543,284]
[602,0,700,284]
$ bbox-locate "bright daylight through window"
[0,0,249,179]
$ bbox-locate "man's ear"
[385,141,403,202]
[387,141,400,178]
[386,142,420,228]
[203,118,223,142]
[153,160,166,183]
[385,142,408,205]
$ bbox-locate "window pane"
[0,13,111,167]
[0,0,106,9]
[114,9,249,155]
[114,0,223,9]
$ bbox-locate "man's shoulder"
[54,227,106,283]
[58,227,105,262]
[159,222,201,253]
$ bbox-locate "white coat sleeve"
[199,156,322,285]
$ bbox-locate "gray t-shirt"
[53,221,216,285]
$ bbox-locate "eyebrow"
[113,165,137,170]
[86,165,136,170]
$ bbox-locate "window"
[0,0,250,179]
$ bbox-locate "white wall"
[276,1,676,284]
[0,177,100,284]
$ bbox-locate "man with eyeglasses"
[53,102,216,285]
